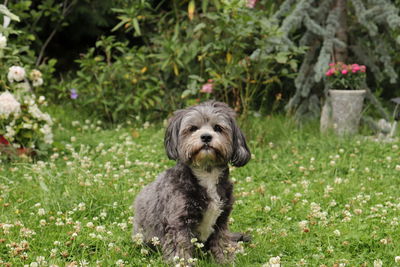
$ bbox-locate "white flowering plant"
[0,91,53,150]
[0,5,53,155]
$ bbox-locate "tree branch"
[35,0,77,67]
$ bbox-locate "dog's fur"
[133,101,251,264]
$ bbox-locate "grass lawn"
[1,109,400,266]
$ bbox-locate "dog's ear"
[164,110,185,160]
[230,119,251,167]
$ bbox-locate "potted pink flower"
[321,62,367,135]
[325,62,366,90]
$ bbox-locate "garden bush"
[0,5,54,156]
[68,0,304,122]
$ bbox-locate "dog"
[133,101,251,264]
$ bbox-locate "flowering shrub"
[0,5,53,154]
[0,91,53,149]
[92,0,304,117]
[325,62,367,90]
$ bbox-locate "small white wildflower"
[78,202,86,211]
[333,229,341,236]
[195,242,204,248]
[151,236,160,246]
[95,225,106,232]
[270,195,279,202]
[132,233,144,245]
[115,259,125,267]
[269,256,281,267]
[298,220,308,229]
[38,208,46,216]
[187,258,198,264]
[334,177,343,184]
[354,209,363,215]
[395,256,400,263]
[373,259,383,267]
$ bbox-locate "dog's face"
[165,101,251,168]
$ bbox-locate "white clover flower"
[373,259,383,267]
[0,91,21,118]
[298,220,308,229]
[151,236,160,246]
[264,206,271,212]
[0,33,7,49]
[8,66,26,82]
[38,208,46,216]
[95,225,106,232]
[132,233,144,245]
[395,256,400,263]
[269,256,281,267]
[140,248,149,255]
[115,259,125,267]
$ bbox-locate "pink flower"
[329,63,335,67]
[200,80,214,93]
[360,65,366,72]
[246,0,258,8]
[351,64,360,73]
[325,69,334,76]
[341,69,348,75]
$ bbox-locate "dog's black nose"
[201,134,212,143]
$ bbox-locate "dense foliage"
[68,0,304,122]
[0,5,54,156]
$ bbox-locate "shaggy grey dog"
[133,101,251,264]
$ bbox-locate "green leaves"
[0,4,20,22]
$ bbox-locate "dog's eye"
[189,126,198,132]
[213,124,223,132]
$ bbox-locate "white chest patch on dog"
[193,168,223,242]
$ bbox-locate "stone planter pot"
[328,89,366,136]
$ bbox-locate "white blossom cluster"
[7,66,44,88]
[0,91,53,147]
[0,91,21,118]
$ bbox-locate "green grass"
[1,111,400,266]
